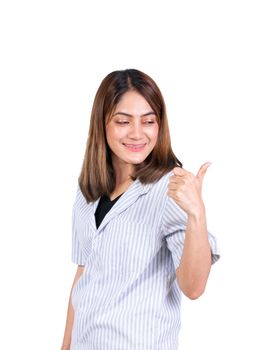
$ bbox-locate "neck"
[115,176,134,188]
[112,160,135,186]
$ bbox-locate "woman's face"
[106,90,159,173]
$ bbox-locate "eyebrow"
[112,111,156,117]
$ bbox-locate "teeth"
[125,144,144,148]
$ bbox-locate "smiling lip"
[123,143,146,152]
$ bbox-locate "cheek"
[106,126,126,145]
[146,126,159,143]
[105,126,115,149]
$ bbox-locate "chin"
[120,155,146,165]
[114,149,153,166]
[125,158,145,165]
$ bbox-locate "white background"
[0,0,269,349]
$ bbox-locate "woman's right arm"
[61,265,85,350]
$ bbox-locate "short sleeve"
[161,195,220,271]
[71,185,86,265]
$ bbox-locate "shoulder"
[142,169,175,207]
[73,183,89,210]
[142,169,187,232]
[147,169,176,197]
[151,169,175,188]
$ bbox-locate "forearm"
[61,266,84,350]
[61,290,75,350]
[176,205,212,299]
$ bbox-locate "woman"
[61,69,220,350]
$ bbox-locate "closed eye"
[115,120,156,125]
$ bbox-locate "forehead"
[114,90,153,113]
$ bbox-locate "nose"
[128,121,144,139]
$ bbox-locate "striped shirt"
[70,170,220,350]
[95,193,123,229]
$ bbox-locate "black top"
[94,192,124,229]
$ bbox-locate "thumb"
[196,162,212,183]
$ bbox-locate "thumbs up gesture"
[167,162,211,216]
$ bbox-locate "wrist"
[187,203,206,220]
[186,203,208,237]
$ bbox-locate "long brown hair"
[78,69,182,203]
